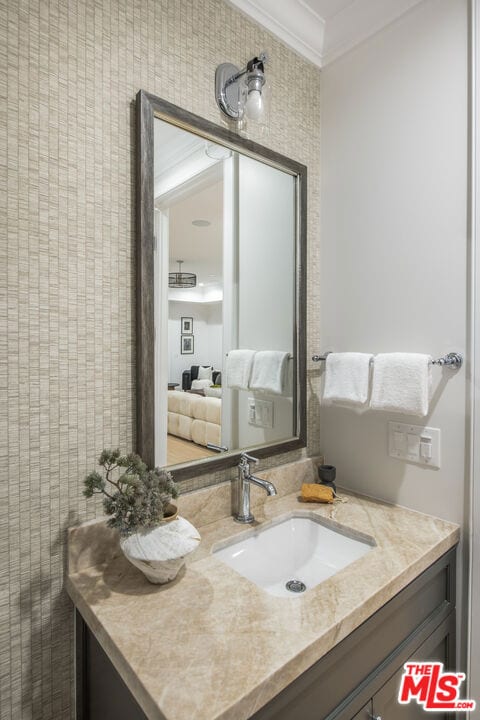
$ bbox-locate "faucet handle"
[240,452,259,465]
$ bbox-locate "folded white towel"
[250,351,290,395]
[370,353,431,416]
[323,352,373,407]
[226,349,255,390]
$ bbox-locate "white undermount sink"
[213,512,375,598]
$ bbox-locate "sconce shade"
[169,260,196,288]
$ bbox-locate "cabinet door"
[76,612,148,720]
[350,701,372,720]
[372,616,454,720]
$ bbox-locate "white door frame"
[469,0,480,699]
[154,209,169,467]
[221,153,238,451]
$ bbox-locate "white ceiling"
[225,0,423,67]
[154,118,224,289]
[168,181,223,285]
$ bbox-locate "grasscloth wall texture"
[0,1,321,718]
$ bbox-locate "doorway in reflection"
[155,121,227,465]
[166,178,224,465]
[154,116,295,468]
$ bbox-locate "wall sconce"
[215,52,268,124]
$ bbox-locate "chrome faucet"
[233,452,277,523]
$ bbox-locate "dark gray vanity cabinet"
[367,616,453,720]
[75,548,456,720]
[350,704,372,720]
[350,617,454,720]
[75,618,148,720]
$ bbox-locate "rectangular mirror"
[136,91,306,480]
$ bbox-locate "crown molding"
[225,0,424,68]
[225,0,325,68]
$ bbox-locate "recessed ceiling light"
[192,219,211,227]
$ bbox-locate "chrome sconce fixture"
[168,260,196,289]
[215,52,268,123]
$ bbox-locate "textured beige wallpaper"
[0,0,321,717]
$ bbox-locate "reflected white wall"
[236,155,295,447]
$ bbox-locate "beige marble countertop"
[66,458,459,720]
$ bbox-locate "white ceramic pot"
[120,514,201,584]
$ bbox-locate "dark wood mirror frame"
[135,89,307,480]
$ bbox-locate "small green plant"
[83,449,179,534]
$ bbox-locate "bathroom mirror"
[136,90,306,480]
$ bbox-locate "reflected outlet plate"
[248,397,274,428]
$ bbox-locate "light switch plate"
[388,422,441,468]
[248,398,274,428]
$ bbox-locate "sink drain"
[285,579,306,593]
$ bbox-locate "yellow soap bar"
[301,483,334,503]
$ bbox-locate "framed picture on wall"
[181,317,193,334]
[181,335,194,354]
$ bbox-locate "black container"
[317,464,337,493]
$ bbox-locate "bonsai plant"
[83,449,179,535]
[83,449,200,584]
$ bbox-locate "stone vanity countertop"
[66,464,459,720]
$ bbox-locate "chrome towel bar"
[226,352,293,359]
[312,352,463,369]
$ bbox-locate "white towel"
[370,353,432,416]
[226,349,255,390]
[250,351,289,395]
[323,352,373,407]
